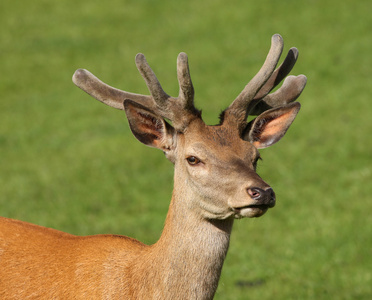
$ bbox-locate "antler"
[222,34,307,132]
[73,34,306,133]
[72,53,200,131]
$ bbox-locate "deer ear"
[123,100,176,152]
[243,102,301,149]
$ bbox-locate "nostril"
[247,188,262,199]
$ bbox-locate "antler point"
[272,33,283,42]
[177,52,188,63]
[135,53,146,63]
[72,68,90,86]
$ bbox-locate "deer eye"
[186,156,201,166]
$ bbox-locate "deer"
[0,34,306,299]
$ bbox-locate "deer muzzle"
[247,187,276,208]
[232,187,276,219]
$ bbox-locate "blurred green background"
[1,0,371,298]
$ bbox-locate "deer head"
[73,34,306,219]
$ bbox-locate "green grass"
[1,0,371,298]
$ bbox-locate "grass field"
[1,0,371,298]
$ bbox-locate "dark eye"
[186,156,201,166]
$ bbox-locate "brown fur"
[0,116,296,299]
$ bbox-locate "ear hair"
[243,102,300,149]
[123,100,175,151]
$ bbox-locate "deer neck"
[147,188,234,299]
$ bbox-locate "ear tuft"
[245,102,300,149]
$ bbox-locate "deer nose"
[247,187,276,207]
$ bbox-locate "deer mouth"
[233,204,273,219]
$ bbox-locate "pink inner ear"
[263,111,291,135]
[252,110,293,148]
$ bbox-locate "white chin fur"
[234,207,268,219]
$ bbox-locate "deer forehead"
[179,120,259,163]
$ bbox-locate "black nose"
[247,187,276,207]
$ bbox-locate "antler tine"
[135,53,170,106]
[248,47,307,115]
[223,34,284,129]
[177,52,195,107]
[249,74,307,115]
[135,52,200,130]
[253,47,299,100]
[72,69,154,110]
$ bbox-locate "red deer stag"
[0,34,306,299]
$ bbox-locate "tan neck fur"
[127,187,234,299]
